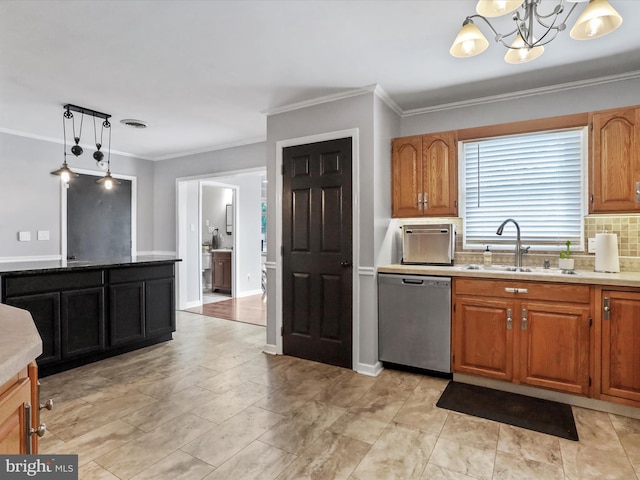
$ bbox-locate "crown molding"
[403,70,640,117]
[372,85,403,116]
[264,84,380,116]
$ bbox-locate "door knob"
[340,261,352,267]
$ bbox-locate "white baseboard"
[0,255,62,263]
[355,361,383,377]
[263,344,278,355]
[237,289,264,298]
[184,300,201,309]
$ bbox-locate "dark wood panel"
[320,274,342,340]
[109,264,174,284]
[145,278,175,336]
[321,187,341,253]
[292,272,311,336]
[292,189,310,252]
[4,270,103,296]
[61,287,105,358]
[109,282,145,346]
[5,293,61,365]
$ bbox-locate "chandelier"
[450,0,623,64]
[51,104,120,189]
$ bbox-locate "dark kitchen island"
[0,256,180,376]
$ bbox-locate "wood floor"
[186,294,266,326]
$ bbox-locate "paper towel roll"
[595,233,620,273]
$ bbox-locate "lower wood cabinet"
[598,289,640,405]
[212,251,232,292]
[0,363,40,454]
[453,278,592,396]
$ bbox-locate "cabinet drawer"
[4,270,104,297]
[212,251,231,260]
[109,264,174,284]
[454,278,590,304]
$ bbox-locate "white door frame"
[274,128,360,369]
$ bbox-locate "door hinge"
[589,194,594,204]
[454,200,458,208]
[589,377,592,387]
[589,317,593,327]
[590,122,594,131]
[453,303,456,312]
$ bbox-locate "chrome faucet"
[496,218,529,269]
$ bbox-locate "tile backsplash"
[585,215,640,257]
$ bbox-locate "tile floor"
[39,311,640,480]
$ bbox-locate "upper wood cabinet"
[392,132,458,217]
[591,107,640,213]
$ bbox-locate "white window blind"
[462,128,586,249]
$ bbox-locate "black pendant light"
[70,110,84,156]
[51,106,79,183]
[95,118,121,190]
[93,116,104,163]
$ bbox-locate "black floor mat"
[436,381,579,441]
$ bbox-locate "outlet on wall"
[588,237,596,253]
[18,231,31,241]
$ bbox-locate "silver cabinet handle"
[507,308,512,330]
[423,192,429,207]
[417,193,422,208]
[40,399,54,411]
[522,309,527,330]
[604,297,610,320]
[505,287,528,294]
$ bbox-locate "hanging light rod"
[450,0,623,64]
[63,103,111,121]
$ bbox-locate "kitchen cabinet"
[1,260,176,376]
[212,251,232,292]
[109,264,175,345]
[598,289,640,405]
[391,132,457,218]
[590,106,640,213]
[453,278,592,396]
[0,363,40,454]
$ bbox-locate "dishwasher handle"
[402,279,424,285]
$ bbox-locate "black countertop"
[0,255,181,275]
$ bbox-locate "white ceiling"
[2,0,640,161]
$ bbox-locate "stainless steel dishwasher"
[378,273,451,373]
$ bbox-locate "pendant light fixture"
[450,0,623,63]
[51,104,117,188]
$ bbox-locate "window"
[460,127,587,250]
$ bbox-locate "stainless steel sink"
[462,264,579,275]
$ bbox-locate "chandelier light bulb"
[105,177,113,190]
[570,0,622,40]
[61,170,70,183]
[450,20,489,58]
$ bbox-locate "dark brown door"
[282,137,353,368]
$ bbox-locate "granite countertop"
[378,263,640,288]
[0,304,42,386]
[0,255,181,275]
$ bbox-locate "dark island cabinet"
[1,261,176,376]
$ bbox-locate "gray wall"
[0,132,154,258]
[265,90,400,371]
[153,142,266,253]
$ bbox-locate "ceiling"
[2,0,640,161]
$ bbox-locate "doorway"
[281,137,353,368]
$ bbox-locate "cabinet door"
[453,297,513,381]
[391,135,423,217]
[145,278,175,337]
[591,107,640,212]
[109,282,145,346]
[519,301,591,395]
[5,293,61,365]
[601,291,640,403]
[0,376,31,454]
[423,132,458,216]
[61,287,105,358]
[222,258,232,290]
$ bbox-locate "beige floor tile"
[54,419,141,466]
[313,370,376,408]
[571,406,622,451]
[393,382,449,434]
[327,411,389,444]
[121,386,218,432]
[439,412,500,451]
[258,400,346,454]
[79,461,120,480]
[493,451,564,480]
[351,422,436,480]
[199,362,269,395]
[195,381,272,424]
[95,413,216,479]
[135,368,218,399]
[276,430,370,480]
[129,450,214,480]
[421,463,478,480]
[38,429,66,454]
[181,405,285,467]
[204,440,295,480]
[560,439,637,480]
[610,413,640,435]
[429,437,496,480]
[497,424,562,467]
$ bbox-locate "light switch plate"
[37,230,50,241]
[18,231,31,242]
[588,237,596,253]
